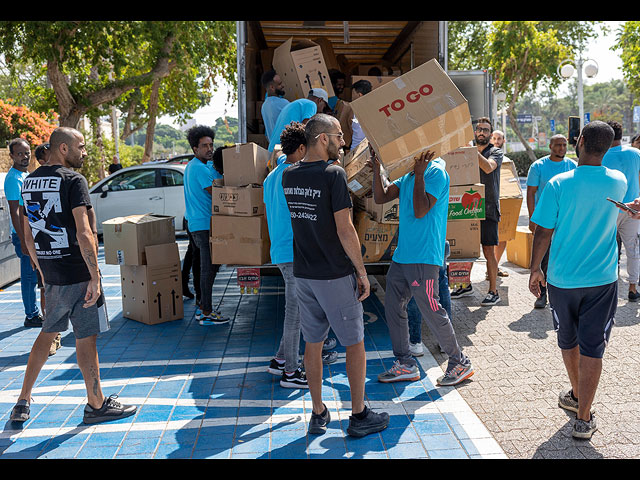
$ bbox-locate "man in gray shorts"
[9,127,137,425]
[282,113,389,438]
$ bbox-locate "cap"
[308,88,329,103]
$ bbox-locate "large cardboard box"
[446,220,481,259]
[498,159,524,242]
[222,143,270,187]
[353,194,399,224]
[448,184,485,221]
[350,59,474,182]
[210,215,270,266]
[342,135,370,169]
[506,225,533,268]
[344,138,375,197]
[272,38,335,102]
[441,146,480,186]
[353,210,399,263]
[120,243,183,325]
[103,214,175,266]
[212,184,265,216]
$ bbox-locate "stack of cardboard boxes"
[103,214,183,325]
[209,142,271,267]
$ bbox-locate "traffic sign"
[550,119,555,132]
[634,106,640,123]
[517,114,532,124]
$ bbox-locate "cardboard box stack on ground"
[102,214,183,325]
[498,159,524,243]
[212,143,271,266]
[353,209,399,263]
[350,59,474,183]
[507,225,533,269]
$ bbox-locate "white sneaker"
[409,342,424,357]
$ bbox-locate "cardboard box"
[210,215,270,266]
[353,210,399,263]
[448,184,486,221]
[446,220,481,259]
[212,184,265,216]
[441,146,480,186]
[103,214,176,266]
[342,135,370,169]
[247,133,269,150]
[222,143,270,187]
[312,36,340,72]
[506,226,533,268]
[350,59,474,182]
[498,159,524,243]
[353,194,399,224]
[344,138,376,197]
[272,38,335,102]
[120,243,183,325]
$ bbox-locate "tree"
[613,22,640,103]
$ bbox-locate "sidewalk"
[0,239,506,459]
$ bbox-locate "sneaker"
[199,312,229,326]
[436,361,474,386]
[409,342,424,357]
[377,360,420,383]
[280,367,309,389]
[347,405,390,437]
[83,395,137,424]
[451,285,473,299]
[322,350,338,365]
[629,290,640,302]
[323,337,337,351]
[267,358,285,375]
[195,307,202,321]
[308,404,331,435]
[480,291,501,306]
[572,414,597,439]
[24,314,43,328]
[558,389,595,415]
[10,400,30,422]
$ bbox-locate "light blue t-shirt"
[263,161,294,265]
[531,165,627,289]
[601,145,640,204]
[3,167,28,233]
[184,157,222,232]
[391,159,449,266]
[261,95,290,140]
[268,99,317,152]
[526,155,577,205]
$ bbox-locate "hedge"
[507,149,551,177]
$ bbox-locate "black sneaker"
[24,314,43,328]
[83,395,137,424]
[308,404,331,435]
[480,291,501,306]
[323,337,337,351]
[629,290,640,302]
[322,350,338,365]
[450,285,473,299]
[346,406,390,437]
[280,367,309,389]
[267,358,285,375]
[10,400,30,422]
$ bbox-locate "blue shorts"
[547,281,617,359]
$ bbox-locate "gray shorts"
[295,273,364,347]
[43,281,110,339]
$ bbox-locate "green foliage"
[614,21,640,103]
[507,149,550,177]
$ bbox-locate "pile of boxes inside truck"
[103,214,183,325]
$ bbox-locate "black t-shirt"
[21,165,93,285]
[282,160,354,279]
[478,144,504,221]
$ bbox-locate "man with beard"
[526,134,576,308]
[282,113,389,437]
[261,70,290,140]
[10,127,137,424]
[451,117,504,306]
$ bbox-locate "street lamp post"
[558,56,599,132]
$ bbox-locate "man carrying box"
[529,121,626,440]
[10,127,137,425]
[184,125,228,325]
[369,147,474,387]
[282,113,389,437]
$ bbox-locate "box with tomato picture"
[448,184,485,221]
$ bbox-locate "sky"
[160,21,627,129]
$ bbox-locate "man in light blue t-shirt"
[370,149,473,388]
[260,70,290,140]
[4,138,42,327]
[526,134,576,308]
[601,120,640,301]
[529,121,626,440]
[183,125,226,326]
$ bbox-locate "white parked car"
[89,160,188,235]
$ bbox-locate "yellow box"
[506,225,533,268]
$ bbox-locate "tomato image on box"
[448,184,485,221]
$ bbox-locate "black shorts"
[480,218,499,246]
[547,281,617,359]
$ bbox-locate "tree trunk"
[93,117,106,180]
[142,79,161,163]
